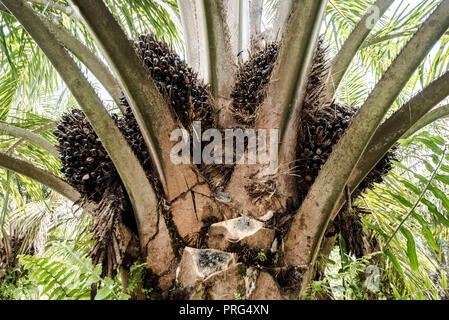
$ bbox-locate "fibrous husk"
[333,210,365,258]
[87,182,126,278]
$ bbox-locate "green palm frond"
[105,0,183,53]
[326,0,448,109]
[362,131,449,300]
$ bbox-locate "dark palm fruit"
[55,34,211,203]
[229,39,396,200]
[130,33,215,132]
[53,108,117,202]
[295,102,397,203]
[231,42,279,125]
[290,39,397,203]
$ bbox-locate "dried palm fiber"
[87,183,126,278]
[329,205,382,259]
[332,210,365,258]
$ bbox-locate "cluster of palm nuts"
[53,109,115,203]
[114,100,158,188]
[231,42,279,125]
[295,106,397,202]
[296,104,356,202]
[133,33,215,131]
[53,34,219,276]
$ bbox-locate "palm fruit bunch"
[228,40,396,260]
[132,34,215,131]
[113,101,162,193]
[230,42,279,125]
[295,103,398,203]
[295,38,397,202]
[53,109,132,277]
[55,33,218,206]
[296,103,356,202]
[53,109,116,203]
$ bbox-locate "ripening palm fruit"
[231,40,397,204]
[132,34,215,131]
[53,34,218,277]
[231,42,279,125]
[53,109,114,202]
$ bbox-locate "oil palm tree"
[0,0,449,300]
